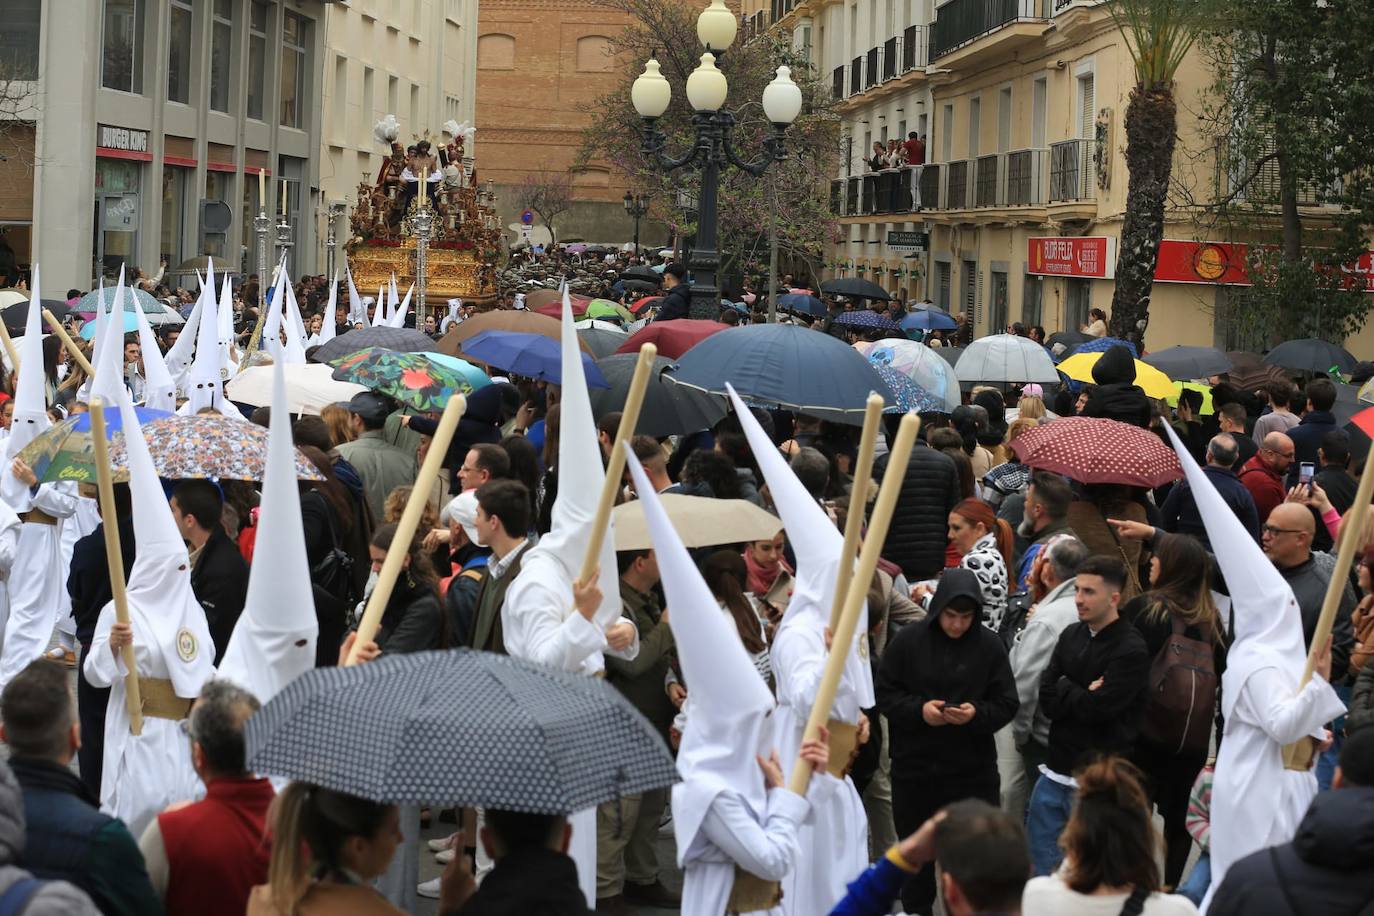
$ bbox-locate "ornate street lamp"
[622,191,650,259]
[631,0,803,319]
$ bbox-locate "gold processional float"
[347,116,503,312]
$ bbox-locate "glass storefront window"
[204,171,231,259]
[210,0,233,112]
[247,1,267,120]
[101,0,144,93]
[95,159,141,278]
[1,0,40,80]
[168,0,193,104]
[280,11,305,128]
[161,166,188,268]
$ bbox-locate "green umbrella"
[584,299,635,323]
[329,347,488,411]
[17,406,173,484]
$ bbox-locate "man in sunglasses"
[1261,502,1355,685]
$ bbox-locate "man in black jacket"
[436,809,593,914]
[1286,377,1338,488]
[1081,344,1151,428]
[877,569,1018,915]
[653,263,691,322]
[1025,554,1149,876]
[878,420,960,582]
[1207,728,1374,916]
[170,480,248,663]
[1313,429,1357,516]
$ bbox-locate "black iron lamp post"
[622,191,650,259]
[630,0,803,320]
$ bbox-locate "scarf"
[743,548,791,597]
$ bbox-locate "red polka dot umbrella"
[1010,416,1182,488]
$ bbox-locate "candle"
[257,170,265,211]
[280,179,288,217]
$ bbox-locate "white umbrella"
[612,495,781,551]
[955,333,1061,385]
[225,362,364,414]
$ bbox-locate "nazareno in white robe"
[0,483,78,688]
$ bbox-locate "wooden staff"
[0,316,19,375]
[788,412,921,795]
[346,393,466,664]
[827,394,884,633]
[575,344,658,592]
[89,398,143,737]
[43,310,96,376]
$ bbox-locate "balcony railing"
[1049,139,1099,202]
[832,66,845,99]
[974,154,999,207]
[882,37,898,80]
[931,0,1048,60]
[865,47,879,88]
[846,176,860,215]
[919,163,941,209]
[838,152,1052,217]
[836,30,931,101]
[1006,148,1048,205]
[947,159,971,210]
[850,57,862,96]
[1214,137,1341,207]
[830,179,843,214]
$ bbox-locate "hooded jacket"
[877,441,961,581]
[1206,786,1374,916]
[0,763,100,915]
[877,570,1019,778]
[1081,345,1151,428]
[457,847,594,915]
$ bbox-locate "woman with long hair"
[930,428,976,500]
[247,784,404,915]
[359,521,443,654]
[1119,533,1226,889]
[699,550,771,685]
[1023,757,1195,915]
[945,498,1013,632]
[319,403,356,448]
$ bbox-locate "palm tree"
[1107,0,1211,344]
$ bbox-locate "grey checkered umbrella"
[311,327,437,364]
[244,649,678,812]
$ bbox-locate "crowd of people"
[0,252,1370,916]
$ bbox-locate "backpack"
[1140,612,1217,756]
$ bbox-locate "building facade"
[474,0,664,247]
[0,0,330,294]
[316,0,477,275]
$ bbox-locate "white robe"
[0,482,79,688]
[501,553,640,908]
[1201,666,1345,912]
[769,620,869,916]
[82,601,207,839]
[0,500,20,657]
[679,788,810,916]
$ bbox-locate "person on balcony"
[904,133,926,210]
[869,141,887,172]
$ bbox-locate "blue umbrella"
[422,352,493,391]
[79,310,139,338]
[1059,336,1137,362]
[74,286,164,315]
[900,308,958,332]
[778,293,826,317]
[834,310,902,332]
[870,364,944,414]
[664,324,895,424]
[461,330,610,388]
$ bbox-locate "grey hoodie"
[0,763,99,915]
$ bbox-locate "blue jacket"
[1285,409,1338,487]
[828,851,915,915]
[1160,464,1260,548]
[654,281,691,322]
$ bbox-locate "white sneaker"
[435,847,456,864]
[427,832,459,852]
[417,877,442,899]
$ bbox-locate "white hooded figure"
[164,276,205,393]
[89,271,133,407]
[280,273,309,364]
[371,284,387,327]
[217,360,317,702]
[83,391,215,837]
[625,449,810,916]
[345,266,366,327]
[500,285,640,907]
[386,284,413,329]
[0,267,79,687]
[217,273,238,382]
[1160,426,1347,912]
[316,274,339,346]
[178,267,239,418]
[386,275,400,324]
[726,384,872,916]
[131,285,177,412]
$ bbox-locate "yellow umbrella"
[1166,381,1215,415]
[1058,351,1176,400]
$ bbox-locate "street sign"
[887,230,929,252]
[520,210,534,224]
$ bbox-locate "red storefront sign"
[1154,239,1374,293]
[1027,237,1116,279]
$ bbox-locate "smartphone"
[1299,462,1315,489]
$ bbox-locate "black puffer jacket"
[1207,786,1374,916]
[1081,345,1152,428]
[878,441,960,581]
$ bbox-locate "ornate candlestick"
[409,168,433,318]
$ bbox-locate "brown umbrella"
[443,310,593,355]
[1226,351,1289,392]
[526,288,594,311]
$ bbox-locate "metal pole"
[325,203,344,281]
[688,127,721,321]
[240,207,273,369]
[767,174,778,324]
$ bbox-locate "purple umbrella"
[833,310,901,332]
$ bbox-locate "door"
[936,261,951,311]
[1022,273,1043,328]
[1065,278,1091,331]
[99,193,139,277]
[990,270,1008,332]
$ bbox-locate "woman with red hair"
[947,498,1013,632]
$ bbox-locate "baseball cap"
[441,490,481,544]
[346,391,391,425]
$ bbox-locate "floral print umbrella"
[329,347,488,412]
[106,414,324,482]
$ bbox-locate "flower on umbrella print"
[401,368,433,390]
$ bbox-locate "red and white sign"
[1154,239,1374,293]
[1027,237,1117,279]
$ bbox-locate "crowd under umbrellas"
[0,256,1372,916]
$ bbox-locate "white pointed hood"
[90,277,108,376]
[2,266,51,509]
[370,285,387,327]
[345,266,365,325]
[164,279,204,387]
[179,266,236,417]
[217,273,238,381]
[118,391,215,695]
[519,285,621,627]
[217,359,318,701]
[131,285,177,411]
[318,274,338,344]
[262,259,287,360]
[625,447,774,855]
[726,384,874,709]
[280,271,308,364]
[387,275,399,323]
[1162,424,1307,720]
[387,284,413,328]
[90,270,131,406]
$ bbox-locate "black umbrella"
[621,266,661,283]
[1046,330,1091,358]
[820,277,891,301]
[1142,345,1234,381]
[576,325,629,359]
[246,649,678,811]
[1264,338,1358,376]
[592,353,728,436]
[4,299,70,334]
[934,346,964,367]
[619,279,659,293]
[311,326,437,363]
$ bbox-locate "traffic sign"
[521,209,534,224]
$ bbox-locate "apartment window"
[941,104,953,161]
[167,0,193,104]
[936,261,951,311]
[2,0,41,80]
[1078,72,1095,138]
[247,1,268,120]
[210,0,233,112]
[388,75,399,116]
[445,94,462,124]
[1032,76,1047,148]
[281,11,306,128]
[410,84,421,125]
[968,96,980,158]
[102,0,145,93]
[363,66,376,124]
[962,259,977,324]
[1022,273,1042,327]
[332,57,348,132]
[997,87,1012,153]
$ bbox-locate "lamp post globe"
[762,65,803,125]
[696,0,738,52]
[685,53,729,113]
[631,57,672,119]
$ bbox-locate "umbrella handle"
[788,413,921,796]
[576,344,658,591]
[89,399,144,737]
[827,395,884,633]
[347,393,467,664]
[43,310,96,377]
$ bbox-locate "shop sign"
[887,230,929,252]
[1027,236,1116,279]
[1154,239,1374,293]
[97,124,150,154]
[103,196,138,229]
